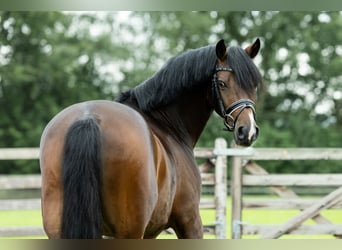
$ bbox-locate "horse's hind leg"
[41,188,63,239]
[101,176,158,239]
[40,138,64,239]
[101,151,158,239]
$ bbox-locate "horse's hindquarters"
[40,100,160,238]
[100,109,160,238]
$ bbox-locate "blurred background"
[0,11,341,175]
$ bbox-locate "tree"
[0,12,128,173]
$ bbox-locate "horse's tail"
[61,116,102,239]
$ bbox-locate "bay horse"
[39,38,263,239]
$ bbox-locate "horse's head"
[213,39,262,147]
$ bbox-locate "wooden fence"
[228,147,342,239]
[2,142,342,239]
[0,138,228,239]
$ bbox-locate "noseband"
[212,66,256,131]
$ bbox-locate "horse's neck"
[179,87,214,146]
[148,84,213,148]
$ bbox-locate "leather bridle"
[212,66,256,131]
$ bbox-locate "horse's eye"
[218,81,227,89]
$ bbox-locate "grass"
[1,196,342,239]
[0,210,45,239]
[0,210,42,227]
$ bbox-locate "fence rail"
[0,148,40,160]
[0,175,41,189]
[243,174,342,186]
[0,199,41,210]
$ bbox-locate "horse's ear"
[216,39,227,61]
[245,38,260,59]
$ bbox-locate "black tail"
[61,116,102,239]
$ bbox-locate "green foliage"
[0,12,124,173]
[1,11,342,174]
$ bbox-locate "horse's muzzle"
[234,124,259,147]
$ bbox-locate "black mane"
[117,44,263,112]
[117,45,217,111]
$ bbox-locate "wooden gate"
[229,148,342,239]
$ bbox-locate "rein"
[212,67,256,131]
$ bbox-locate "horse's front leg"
[171,207,204,239]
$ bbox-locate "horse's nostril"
[237,126,248,140]
[254,126,260,140]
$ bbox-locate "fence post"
[231,144,243,239]
[214,138,227,239]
